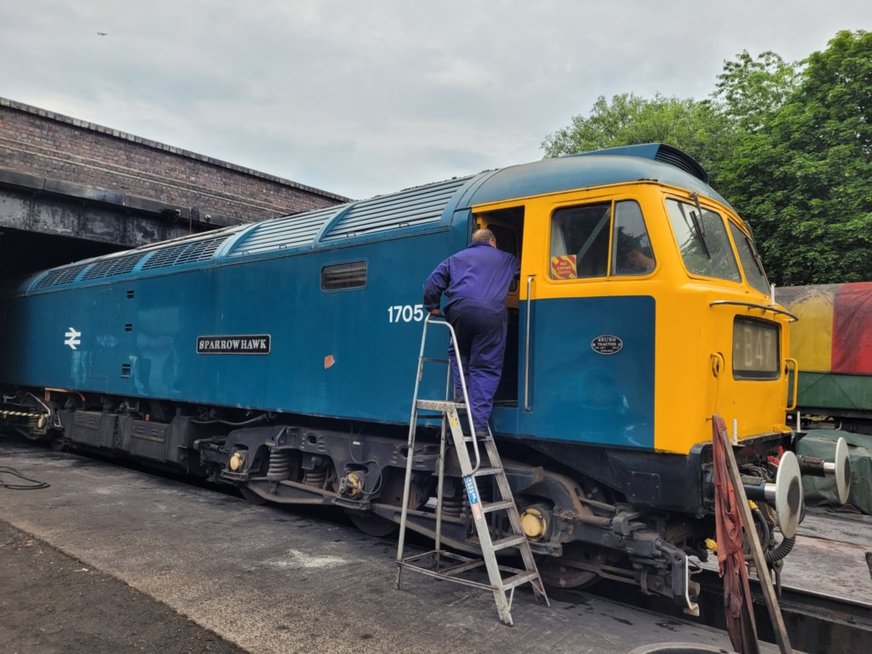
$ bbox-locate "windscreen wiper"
[689,193,711,259]
[741,218,766,275]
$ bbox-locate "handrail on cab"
[709,300,798,322]
[785,357,799,412]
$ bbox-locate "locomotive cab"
[471,182,793,448]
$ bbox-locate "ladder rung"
[473,467,501,477]
[500,570,539,591]
[482,500,515,514]
[421,357,450,364]
[485,534,527,552]
[439,559,486,577]
[416,399,463,411]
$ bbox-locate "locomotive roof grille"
[229,206,340,256]
[320,177,468,241]
[570,143,710,184]
[34,263,93,289]
[81,254,143,281]
[653,148,709,183]
[141,236,227,271]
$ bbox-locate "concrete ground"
[0,521,244,654]
[1,439,771,654]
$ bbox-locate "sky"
[1,1,870,200]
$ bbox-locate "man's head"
[471,228,497,248]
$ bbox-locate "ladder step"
[439,559,486,577]
[416,399,463,411]
[421,357,450,364]
[499,570,539,591]
[475,534,526,552]
[462,435,491,443]
[473,467,502,477]
[482,499,515,514]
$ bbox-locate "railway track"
[554,568,872,654]
[768,580,872,653]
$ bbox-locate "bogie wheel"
[537,543,605,589]
[239,486,267,505]
[347,511,398,538]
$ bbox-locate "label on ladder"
[464,476,483,520]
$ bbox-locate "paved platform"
[0,440,776,654]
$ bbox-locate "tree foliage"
[713,50,800,132]
[542,93,736,184]
[542,31,872,285]
[720,31,872,284]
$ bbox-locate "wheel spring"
[267,449,291,482]
[441,497,463,518]
[303,469,327,488]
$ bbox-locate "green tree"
[541,93,737,184]
[722,31,872,285]
[713,50,800,132]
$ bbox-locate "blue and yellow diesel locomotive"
[0,144,806,610]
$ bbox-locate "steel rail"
[552,568,871,653]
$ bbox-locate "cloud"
[1,0,870,199]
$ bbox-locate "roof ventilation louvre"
[573,143,710,184]
[82,254,143,281]
[142,235,226,271]
[227,206,342,257]
[34,263,92,289]
[652,148,709,183]
[319,176,468,242]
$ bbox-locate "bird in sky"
[97,32,107,36]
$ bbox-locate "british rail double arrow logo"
[64,327,82,350]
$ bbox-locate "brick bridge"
[0,97,347,276]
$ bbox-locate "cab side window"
[549,200,654,279]
[550,203,610,279]
[613,201,655,275]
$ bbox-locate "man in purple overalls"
[423,229,520,435]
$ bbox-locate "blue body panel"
[494,296,655,447]
[0,148,713,448]
[2,229,466,425]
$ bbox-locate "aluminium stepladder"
[395,315,549,626]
